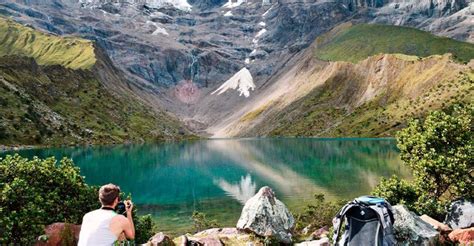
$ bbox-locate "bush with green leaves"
[0,154,156,244]
[191,211,220,233]
[134,214,155,243]
[372,175,418,211]
[294,194,346,236]
[0,154,98,244]
[373,104,473,219]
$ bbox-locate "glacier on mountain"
[223,0,246,8]
[211,68,255,97]
[255,28,267,38]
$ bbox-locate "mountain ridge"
[0,1,473,139]
[207,24,474,137]
[0,18,191,145]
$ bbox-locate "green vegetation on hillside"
[0,155,155,244]
[0,17,96,69]
[267,69,473,137]
[315,24,474,63]
[0,18,189,146]
[0,56,187,146]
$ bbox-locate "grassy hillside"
[233,51,473,138]
[269,67,473,137]
[0,17,96,69]
[0,56,189,146]
[0,18,190,146]
[314,24,474,63]
[228,24,474,138]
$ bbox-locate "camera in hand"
[115,201,127,215]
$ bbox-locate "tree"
[373,104,473,219]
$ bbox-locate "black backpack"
[333,196,396,246]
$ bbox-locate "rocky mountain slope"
[208,23,474,137]
[0,0,472,138]
[0,18,189,145]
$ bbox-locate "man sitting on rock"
[78,183,135,246]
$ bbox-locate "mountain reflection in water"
[3,138,410,234]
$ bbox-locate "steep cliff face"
[341,0,467,14]
[0,18,190,145]
[340,0,388,10]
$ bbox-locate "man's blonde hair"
[99,183,120,206]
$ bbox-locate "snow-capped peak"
[211,68,255,97]
[223,0,246,8]
[147,0,192,11]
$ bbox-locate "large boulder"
[236,186,295,244]
[392,205,439,246]
[444,199,474,229]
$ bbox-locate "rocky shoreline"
[0,144,38,152]
[35,187,474,246]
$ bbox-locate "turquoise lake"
[1,138,410,234]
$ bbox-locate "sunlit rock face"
[236,186,295,243]
[4,0,470,93]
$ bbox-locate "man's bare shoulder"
[111,214,128,224]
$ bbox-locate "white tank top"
[78,209,118,246]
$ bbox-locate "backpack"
[332,196,397,246]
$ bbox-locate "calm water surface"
[2,138,410,234]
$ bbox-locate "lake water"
[1,138,410,234]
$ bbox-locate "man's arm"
[122,200,135,240]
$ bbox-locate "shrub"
[134,214,155,244]
[191,211,220,233]
[373,104,473,219]
[0,154,99,244]
[0,154,156,244]
[372,175,418,211]
[294,194,346,235]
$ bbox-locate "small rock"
[448,227,474,244]
[194,228,239,237]
[444,199,474,229]
[197,237,223,246]
[420,215,452,232]
[236,186,295,244]
[310,226,329,240]
[295,237,330,246]
[149,232,173,246]
[392,205,439,245]
[301,225,312,235]
[176,235,188,246]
